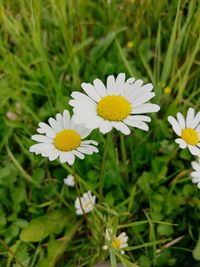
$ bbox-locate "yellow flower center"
[54,129,81,151]
[181,128,199,146]
[112,237,121,249]
[84,200,91,209]
[97,95,131,121]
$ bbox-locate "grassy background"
[1,0,200,266]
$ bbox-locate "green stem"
[110,249,117,267]
[120,134,129,180]
[72,164,90,226]
[0,239,25,267]
[6,146,37,186]
[99,134,110,202]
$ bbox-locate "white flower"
[69,73,160,135]
[75,191,96,215]
[29,110,98,165]
[191,158,200,189]
[63,174,75,187]
[103,229,128,254]
[168,108,200,156]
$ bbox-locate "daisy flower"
[69,73,160,135]
[168,108,200,156]
[29,110,98,165]
[64,174,75,187]
[75,191,96,215]
[191,159,200,189]
[103,228,128,254]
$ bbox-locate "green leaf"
[157,224,174,237]
[193,236,200,261]
[20,209,68,242]
[139,255,151,267]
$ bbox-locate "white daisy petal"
[81,140,98,146]
[59,152,75,164]
[123,119,149,131]
[176,113,185,129]
[175,138,187,149]
[77,146,95,155]
[115,73,125,95]
[68,153,75,165]
[99,121,113,134]
[63,110,70,129]
[131,92,155,107]
[72,150,85,159]
[31,135,53,143]
[48,150,60,161]
[192,178,200,184]
[132,103,160,114]
[196,126,200,133]
[71,92,96,105]
[106,75,116,95]
[112,121,131,135]
[93,78,107,97]
[37,122,56,138]
[188,145,200,156]
[75,125,92,138]
[191,161,200,171]
[29,143,54,153]
[168,116,182,136]
[48,117,60,133]
[56,113,64,130]
[81,82,101,102]
[186,108,195,128]
[80,144,99,153]
[191,171,200,178]
[125,77,135,85]
[192,111,200,129]
[125,115,151,122]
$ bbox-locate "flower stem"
[120,134,129,180]
[99,133,110,202]
[72,164,90,226]
[110,249,117,267]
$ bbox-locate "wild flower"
[69,73,160,135]
[103,228,128,254]
[64,174,75,187]
[168,108,200,156]
[74,191,96,215]
[191,159,200,188]
[29,110,98,165]
[164,87,171,94]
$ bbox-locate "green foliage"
[0,0,200,266]
[20,209,69,242]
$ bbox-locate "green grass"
[1,0,200,266]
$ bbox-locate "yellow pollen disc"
[84,200,91,209]
[112,237,121,249]
[97,95,131,121]
[54,129,81,152]
[181,128,199,146]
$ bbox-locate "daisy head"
[103,229,128,254]
[191,159,200,189]
[29,110,98,165]
[64,174,75,187]
[69,73,160,135]
[75,191,96,215]
[168,108,200,156]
